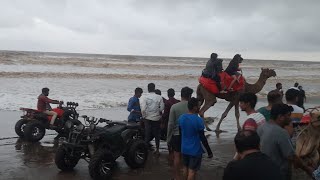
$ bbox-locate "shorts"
[171,135,181,152]
[182,154,202,171]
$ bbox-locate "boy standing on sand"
[179,97,212,180]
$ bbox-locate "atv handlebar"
[81,115,111,125]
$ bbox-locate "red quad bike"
[15,102,81,142]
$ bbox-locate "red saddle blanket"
[199,72,245,94]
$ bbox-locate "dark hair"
[294,82,299,87]
[239,92,257,109]
[135,87,143,94]
[267,90,282,104]
[155,89,161,95]
[234,130,260,153]
[187,97,199,111]
[285,89,299,102]
[270,103,293,120]
[276,83,282,88]
[181,87,193,99]
[147,83,155,92]
[167,88,175,98]
[42,87,49,93]
[210,53,217,60]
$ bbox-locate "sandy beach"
[0,100,316,180]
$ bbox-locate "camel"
[197,68,276,132]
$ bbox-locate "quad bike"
[15,102,81,142]
[55,115,148,180]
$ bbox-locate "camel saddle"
[199,72,245,94]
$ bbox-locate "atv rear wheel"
[89,149,114,180]
[15,119,28,137]
[55,146,79,171]
[23,121,46,142]
[124,139,148,168]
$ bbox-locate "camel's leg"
[215,102,234,132]
[199,100,216,131]
[234,103,241,131]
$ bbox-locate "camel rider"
[225,54,243,91]
[202,53,223,92]
[37,88,62,129]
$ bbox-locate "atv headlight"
[65,121,73,129]
[76,124,85,132]
[90,123,96,132]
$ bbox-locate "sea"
[0,50,319,111]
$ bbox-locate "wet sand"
[0,104,315,180]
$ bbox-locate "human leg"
[227,75,237,91]
[152,121,161,154]
[44,110,58,125]
[172,135,182,180]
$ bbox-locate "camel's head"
[260,68,276,78]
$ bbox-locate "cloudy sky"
[0,0,319,61]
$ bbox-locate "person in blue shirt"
[127,87,143,122]
[179,97,212,180]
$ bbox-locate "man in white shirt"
[239,92,266,127]
[140,83,165,156]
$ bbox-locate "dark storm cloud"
[0,0,319,60]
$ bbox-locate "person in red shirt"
[37,88,61,128]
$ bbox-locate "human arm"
[159,97,165,112]
[199,130,213,158]
[166,107,175,144]
[197,117,213,158]
[140,97,146,118]
[41,96,60,104]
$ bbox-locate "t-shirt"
[247,112,266,126]
[167,101,188,143]
[127,96,141,122]
[179,113,205,157]
[37,94,56,112]
[257,107,271,122]
[257,122,295,179]
[288,104,304,123]
[223,152,283,180]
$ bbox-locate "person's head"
[239,92,257,111]
[298,85,303,90]
[276,82,282,90]
[147,83,155,93]
[180,87,194,100]
[134,87,143,98]
[233,54,243,63]
[294,82,299,87]
[155,89,161,96]
[267,90,283,105]
[42,87,49,96]
[270,104,293,127]
[285,88,300,104]
[210,53,218,60]
[234,130,260,155]
[242,118,258,131]
[187,97,200,114]
[167,88,175,98]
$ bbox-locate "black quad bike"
[55,116,148,180]
[15,102,81,142]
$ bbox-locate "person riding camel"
[225,54,243,92]
[201,53,224,93]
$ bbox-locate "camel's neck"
[245,75,268,94]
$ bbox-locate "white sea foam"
[0,50,319,110]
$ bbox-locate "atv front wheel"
[89,149,114,180]
[15,119,28,137]
[124,139,148,168]
[23,121,46,142]
[55,146,79,171]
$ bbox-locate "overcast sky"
[0,0,319,61]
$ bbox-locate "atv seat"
[126,122,141,130]
[105,124,127,134]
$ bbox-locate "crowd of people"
[125,78,315,180]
